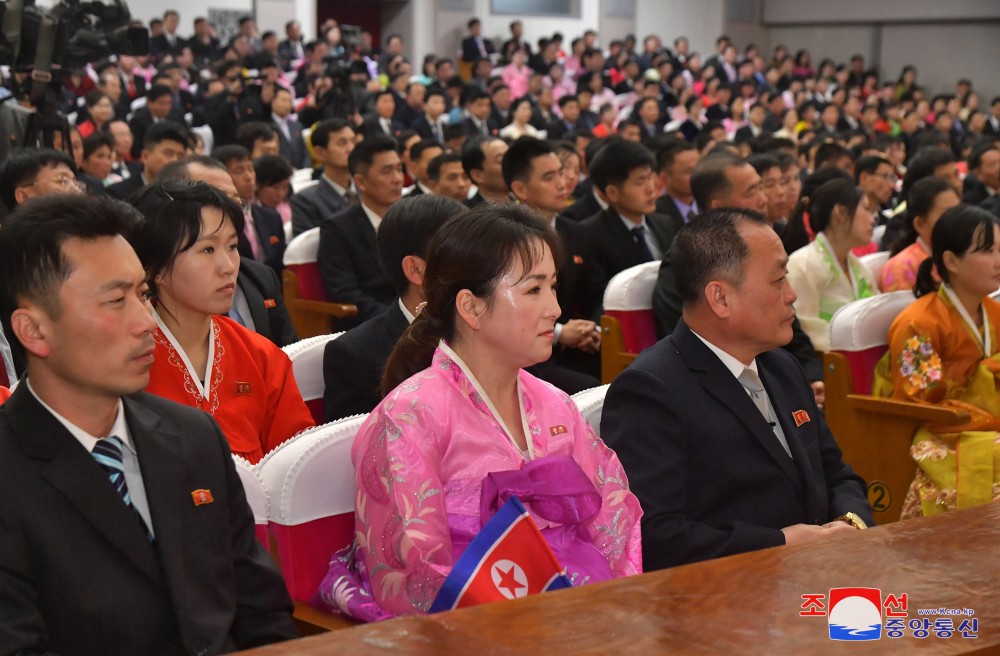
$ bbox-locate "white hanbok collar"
[942,284,991,355]
[438,340,534,461]
[153,308,216,399]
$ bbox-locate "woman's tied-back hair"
[127,180,244,302]
[915,204,999,297]
[380,203,564,396]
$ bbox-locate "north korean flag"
[429,496,572,613]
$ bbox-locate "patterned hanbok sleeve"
[566,401,644,577]
[888,321,944,404]
[352,386,454,616]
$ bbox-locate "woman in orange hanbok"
[129,180,314,463]
[874,205,1000,518]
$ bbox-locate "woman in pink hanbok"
[314,205,643,620]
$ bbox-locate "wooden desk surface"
[241,504,1000,655]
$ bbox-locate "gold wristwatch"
[834,512,868,530]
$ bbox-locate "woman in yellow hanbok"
[874,204,1000,518]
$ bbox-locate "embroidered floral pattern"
[152,321,224,415]
[898,335,943,393]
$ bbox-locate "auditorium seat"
[571,385,609,437]
[600,261,661,383]
[859,251,890,290]
[257,416,365,632]
[232,455,270,549]
[282,228,358,338]
[282,332,345,423]
[824,291,969,523]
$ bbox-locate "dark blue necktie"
[92,436,154,541]
[631,225,654,262]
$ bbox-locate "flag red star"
[495,565,525,596]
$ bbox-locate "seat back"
[860,251,890,290]
[283,228,327,302]
[258,415,365,602]
[829,291,916,395]
[232,455,270,547]
[602,261,661,353]
[571,385,609,437]
[282,333,345,423]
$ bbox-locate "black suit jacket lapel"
[603,208,642,267]
[351,204,378,252]
[674,322,806,494]
[126,396,191,608]
[5,387,164,585]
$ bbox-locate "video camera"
[0,0,148,149]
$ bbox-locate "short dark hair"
[143,121,190,151]
[427,151,461,182]
[82,132,115,161]
[234,121,277,153]
[348,136,399,176]
[146,84,173,103]
[501,136,555,189]
[588,139,656,193]
[673,208,766,306]
[814,142,854,171]
[426,88,446,103]
[690,153,744,211]
[969,142,1000,171]
[0,148,76,210]
[410,138,444,164]
[0,194,141,324]
[211,144,251,168]
[557,94,579,110]
[311,118,353,149]
[655,139,696,173]
[461,86,490,107]
[854,154,892,181]
[747,153,781,177]
[379,195,466,294]
[254,154,294,187]
[128,181,244,303]
[902,147,956,198]
[461,136,500,176]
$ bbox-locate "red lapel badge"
[191,489,214,506]
[263,298,276,308]
[573,255,584,265]
[268,235,280,245]
[549,425,567,436]
[235,382,253,395]
[792,409,811,427]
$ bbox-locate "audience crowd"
[1,9,1000,651]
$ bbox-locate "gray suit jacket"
[290,177,349,237]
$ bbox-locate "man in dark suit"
[323,195,465,420]
[462,136,510,207]
[503,137,601,392]
[578,140,681,319]
[150,9,185,61]
[412,89,449,143]
[108,122,189,201]
[290,118,355,236]
[0,194,297,654]
[362,90,406,140]
[277,20,305,72]
[159,157,299,348]
[405,138,444,198]
[963,142,1000,206]
[654,139,700,226]
[546,95,582,141]
[127,84,182,159]
[460,87,494,138]
[213,145,286,278]
[461,18,496,64]
[271,87,309,168]
[602,208,872,571]
[318,137,403,328]
[652,152,826,397]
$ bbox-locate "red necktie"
[0,354,10,388]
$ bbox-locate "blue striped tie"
[92,436,154,541]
